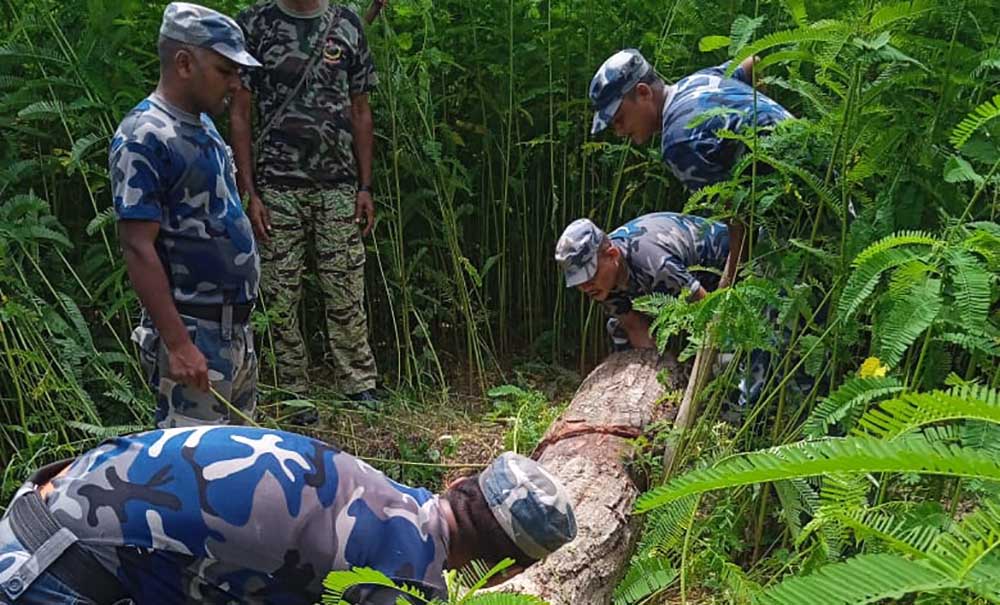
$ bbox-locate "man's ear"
[446,474,472,491]
[634,82,653,101]
[174,47,195,79]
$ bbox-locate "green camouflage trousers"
[259,184,377,395]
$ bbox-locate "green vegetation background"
[1,0,998,602]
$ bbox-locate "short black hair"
[625,70,665,99]
[444,475,538,569]
[158,36,195,68]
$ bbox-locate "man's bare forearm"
[119,224,190,351]
[230,87,259,200]
[351,95,374,186]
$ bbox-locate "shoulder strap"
[253,5,342,155]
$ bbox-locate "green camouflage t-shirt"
[237,1,378,188]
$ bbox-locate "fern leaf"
[946,249,993,330]
[804,377,905,437]
[874,278,942,368]
[837,247,922,320]
[852,231,940,268]
[868,0,934,32]
[950,94,1000,149]
[16,100,67,121]
[932,499,1000,580]
[86,207,116,236]
[728,22,852,73]
[634,436,1000,513]
[69,133,106,168]
[612,557,678,605]
[755,554,958,605]
[856,386,1000,441]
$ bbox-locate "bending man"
[556,212,728,350]
[0,426,576,604]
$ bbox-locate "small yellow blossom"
[859,357,889,378]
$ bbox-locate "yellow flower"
[859,357,888,378]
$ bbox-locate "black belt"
[4,460,127,604]
[175,302,254,324]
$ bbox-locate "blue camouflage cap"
[479,452,577,560]
[554,218,607,288]
[589,49,652,134]
[160,2,261,68]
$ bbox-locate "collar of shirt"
[148,92,202,127]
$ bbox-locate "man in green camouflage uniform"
[231,0,379,413]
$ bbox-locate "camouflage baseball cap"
[160,2,261,68]
[554,218,607,288]
[589,49,652,134]
[478,452,577,561]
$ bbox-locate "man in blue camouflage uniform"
[589,48,793,275]
[112,3,262,428]
[555,213,729,350]
[0,427,576,604]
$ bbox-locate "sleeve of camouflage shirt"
[110,134,167,221]
[345,9,378,94]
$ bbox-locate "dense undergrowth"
[1,0,998,602]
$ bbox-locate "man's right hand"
[167,340,210,392]
[248,195,272,244]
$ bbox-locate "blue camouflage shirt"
[661,62,792,190]
[110,94,260,305]
[603,213,729,316]
[41,427,449,604]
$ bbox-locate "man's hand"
[355,190,375,236]
[167,339,210,392]
[248,195,272,244]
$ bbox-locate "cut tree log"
[490,348,685,605]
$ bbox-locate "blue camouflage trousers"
[133,312,258,428]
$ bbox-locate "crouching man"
[0,426,575,604]
[556,212,728,351]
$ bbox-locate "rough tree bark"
[490,348,685,605]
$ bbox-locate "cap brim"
[215,46,261,68]
[590,97,622,134]
[563,258,597,288]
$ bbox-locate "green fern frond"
[16,100,67,120]
[867,0,934,32]
[634,436,1000,513]
[754,554,959,605]
[852,231,940,267]
[932,499,1000,580]
[804,377,905,437]
[837,247,924,320]
[936,332,1000,359]
[950,94,1000,149]
[69,132,106,168]
[612,557,678,605]
[463,594,548,605]
[856,386,1000,441]
[838,508,942,559]
[728,22,852,73]
[85,207,116,236]
[636,495,699,557]
[874,278,942,368]
[322,568,430,604]
[946,249,993,330]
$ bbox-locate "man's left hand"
[355,190,375,237]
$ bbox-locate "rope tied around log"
[531,418,643,460]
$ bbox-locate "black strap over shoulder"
[7,485,127,604]
[253,5,343,156]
